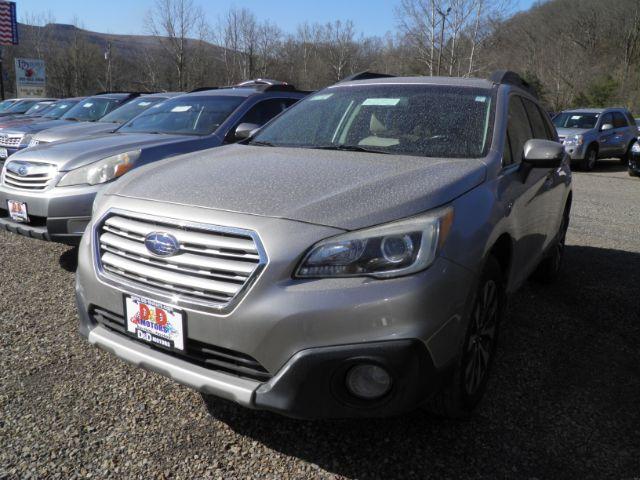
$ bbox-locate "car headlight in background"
[631,141,640,155]
[296,207,454,279]
[563,134,583,147]
[57,150,141,187]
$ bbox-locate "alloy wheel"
[464,279,499,396]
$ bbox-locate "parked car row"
[0,71,590,419]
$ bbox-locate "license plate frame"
[124,294,186,352]
[7,200,29,223]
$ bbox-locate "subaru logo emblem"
[18,166,28,176]
[144,232,180,257]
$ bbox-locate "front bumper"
[75,197,477,418]
[0,182,99,243]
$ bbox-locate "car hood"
[10,132,191,171]
[556,127,590,137]
[111,145,487,230]
[34,122,119,143]
[5,119,73,135]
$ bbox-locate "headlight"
[563,134,583,147]
[57,150,141,187]
[295,207,454,279]
[19,134,32,147]
[631,142,640,154]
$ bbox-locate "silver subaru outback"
[76,71,572,419]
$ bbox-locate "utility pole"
[436,7,451,76]
[104,42,112,92]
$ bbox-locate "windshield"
[553,112,599,129]
[252,85,494,158]
[42,100,80,119]
[25,102,54,116]
[118,95,244,135]
[0,100,16,112]
[61,97,124,122]
[5,100,40,114]
[99,96,167,124]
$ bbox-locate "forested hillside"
[3,0,640,111]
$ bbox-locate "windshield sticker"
[82,102,94,108]
[171,105,192,112]
[362,98,401,106]
[310,93,333,101]
[138,101,152,106]
[475,96,487,103]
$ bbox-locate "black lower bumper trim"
[254,339,441,419]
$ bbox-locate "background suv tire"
[581,145,598,171]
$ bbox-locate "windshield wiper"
[312,144,391,154]
[65,117,81,122]
[250,140,275,147]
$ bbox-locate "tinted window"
[506,96,533,164]
[522,98,550,139]
[253,85,494,159]
[612,112,628,128]
[119,95,245,135]
[5,100,40,114]
[25,102,54,116]
[553,112,599,129]
[62,98,124,122]
[239,98,298,126]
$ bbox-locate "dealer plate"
[125,295,185,351]
[7,200,28,223]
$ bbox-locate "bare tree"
[145,0,204,90]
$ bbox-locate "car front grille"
[1,160,58,190]
[91,307,271,381]
[0,134,22,147]
[95,211,266,311]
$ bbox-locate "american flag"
[0,1,18,46]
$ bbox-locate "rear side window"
[522,98,551,140]
[612,112,628,128]
[505,96,533,165]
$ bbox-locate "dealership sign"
[15,58,46,97]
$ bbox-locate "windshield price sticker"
[171,105,192,113]
[362,98,401,106]
[82,102,94,108]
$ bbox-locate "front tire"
[581,145,597,171]
[426,256,505,418]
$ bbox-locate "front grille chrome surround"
[1,160,58,191]
[93,208,268,314]
[0,133,23,147]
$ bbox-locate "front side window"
[522,98,552,140]
[553,112,599,129]
[252,85,494,158]
[506,96,533,164]
[118,95,245,136]
[62,98,124,122]
[99,97,167,124]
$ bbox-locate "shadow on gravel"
[588,158,627,173]
[59,246,79,272]
[203,244,640,479]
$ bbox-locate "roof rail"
[189,86,220,93]
[489,70,538,98]
[339,71,396,83]
[230,79,302,92]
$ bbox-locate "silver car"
[76,72,572,419]
[553,107,637,171]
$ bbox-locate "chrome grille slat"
[96,212,265,310]
[0,135,22,147]
[2,160,57,191]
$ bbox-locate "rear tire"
[532,201,570,283]
[426,256,505,418]
[581,145,597,171]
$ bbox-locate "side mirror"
[522,139,564,168]
[600,123,614,131]
[233,122,260,141]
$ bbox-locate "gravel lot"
[1,161,639,479]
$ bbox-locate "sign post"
[0,1,18,99]
[14,58,46,97]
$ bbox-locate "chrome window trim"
[92,207,268,316]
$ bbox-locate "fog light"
[345,364,392,400]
